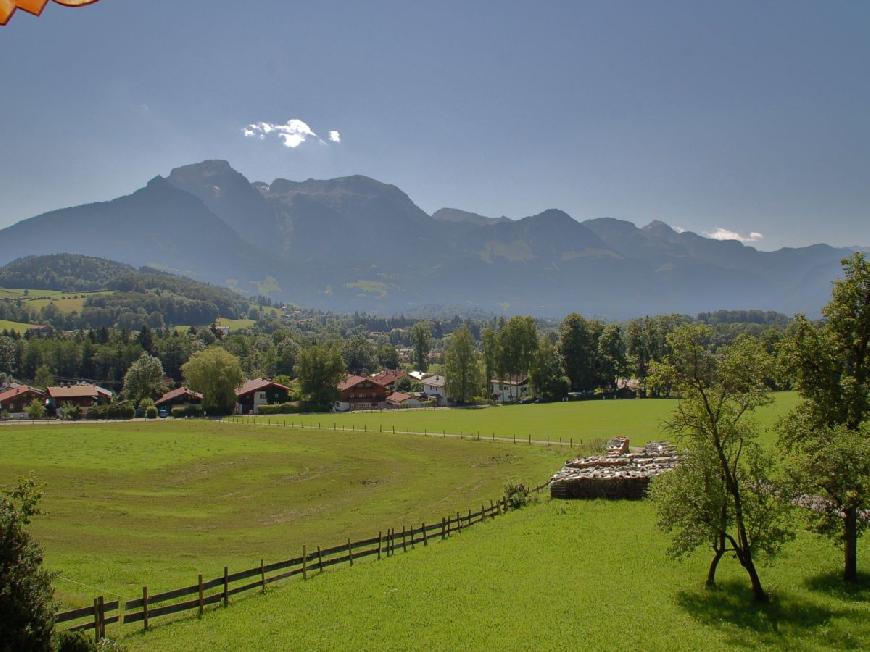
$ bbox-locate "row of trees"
[651,253,868,601]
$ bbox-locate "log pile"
[550,438,680,500]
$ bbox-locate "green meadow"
[249,391,800,446]
[122,499,869,651]
[0,420,565,607]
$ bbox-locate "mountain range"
[0,160,859,318]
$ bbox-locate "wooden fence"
[226,415,606,452]
[55,482,550,639]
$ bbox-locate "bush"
[0,477,55,651]
[145,406,158,419]
[256,402,303,415]
[57,402,81,421]
[503,481,532,510]
[55,631,127,652]
[87,405,108,420]
[171,404,204,418]
[138,398,155,410]
[106,401,135,420]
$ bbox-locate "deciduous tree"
[182,347,244,415]
[123,353,165,405]
[650,325,793,602]
[778,252,869,582]
[410,322,432,372]
[445,325,480,404]
[295,344,346,409]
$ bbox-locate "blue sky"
[1,0,868,249]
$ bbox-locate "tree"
[530,337,569,401]
[0,335,16,375]
[481,326,500,391]
[123,353,165,405]
[26,399,44,420]
[559,313,595,391]
[377,342,400,370]
[182,347,244,415]
[498,316,538,401]
[0,477,55,651]
[444,326,481,404]
[410,322,432,372]
[778,252,869,582]
[649,325,793,602]
[137,324,154,354]
[596,323,627,390]
[342,335,378,376]
[295,344,345,409]
[33,365,53,389]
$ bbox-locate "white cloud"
[705,227,764,243]
[242,118,341,148]
[673,226,686,233]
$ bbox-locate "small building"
[336,375,388,411]
[490,376,530,404]
[235,378,290,415]
[422,374,446,406]
[47,384,113,416]
[155,387,203,411]
[386,391,427,409]
[370,369,407,392]
[0,385,45,416]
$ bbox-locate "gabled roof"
[423,374,446,388]
[0,385,44,404]
[235,378,290,398]
[337,374,368,391]
[47,384,113,399]
[386,391,413,404]
[371,369,407,387]
[492,375,529,386]
[155,386,203,406]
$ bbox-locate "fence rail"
[226,415,607,452]
[55,482,550,640]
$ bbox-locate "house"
[490,376,530,404]
[370,369,407,392]
[155,387,203,411]
[0,385,45,416]
[336,375,388,411]
[235,378,290,415]
[422,374,446,406]
[409,370,428,381]
[47,384,113,415]
[386,391,427,409]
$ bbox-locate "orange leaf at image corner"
[0,0,101,26]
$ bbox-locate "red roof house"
[234,378,290,415]
[0,385,45,414]
[337,375,388,411]
[155,387,203,408]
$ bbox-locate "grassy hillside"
[121,499,869,651]
[0,421,565,606]
[0,288,114,315]
[249,392,800,447]
[0,318,35,333]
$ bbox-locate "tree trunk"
[742,555,769,602]
[844,506,858,582]
[706,545,724,588]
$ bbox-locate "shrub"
[503,481,532,510]
[55,631,128,652]
[138,398,155,410]
[106,401,135,420]
[256,402,303,415]
[170,406,185,418]
[0,477,55,651]
[171,404,204,418]
[145,406,158,419]
[57,402,81,421]
[87,405,108,420]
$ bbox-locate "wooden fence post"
[197,575,204,617]
[402,525,407,552]
[93,598,99,641]
[260,559,265,592]
[302,545,308,580]
[378,531,382,559]
[422,522,427,546]
[467,509,471,527]
[570,437,573,448]
[513,434,516,444]
[348,538,353,566]
[142,586,149,631]
[528,434,531,445]
[456,511,461,532]
[392,425,395,434]
[318,545,323,572]
[223,566,229,607]
[441,516,446,539]
[490,499,494,516]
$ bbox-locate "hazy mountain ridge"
[0,160,858,318]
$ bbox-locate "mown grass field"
[216,317,256,331]
[0,420,565,607]
[121,498,869,651]
[250,391,800,447]
[0,287,114,314]
[0,318,34,333]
